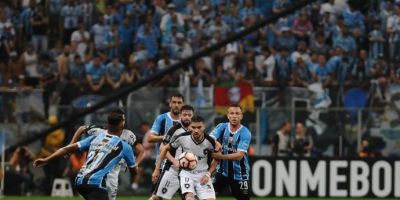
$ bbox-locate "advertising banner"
[251,157,400,198]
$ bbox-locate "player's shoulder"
[121,129,137,145]
[121,140,134,151]
[204,133,216,146]
[173,131,191,140]
[239,125,252,137]
[215,122,229,130]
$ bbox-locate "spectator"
[333,27,357,53]
[313,54,331,87]
[125,0,147,31]
[56,45,71,83]
[60,54,85,105]
[80,0,94,29]
[20,43,39,82]
[208,14,230,37]
[0,26,11,69]
[271,121,292,157]
[292,122,313,157]
[118,16,135,62]
[358,139,379,158]
[240,0,262,21]
[38,54,59,119]
[291,12,313,42]
[30,2,48,53]
[105,56,125,91]
[290,41,311,64]
[123,62,141,85]
[157,48,177,71]
[90,15,107,52]
[5,146,35,195]
[70,21,91,59]
[135,19,160,59]
[310,32,329,55]
[85,54,106,94]
[61,0,82,44]
[48,0,65,36]
[368,20,384,60]
[170,32,192,60]
[292,57,312,87]
[190,58,213,86]
[275,47,292,87]
[160,3,184,33]
[261,47,276,86]
[104,22,121,61]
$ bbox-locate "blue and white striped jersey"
[150,112,180,154]
[75,131,136,190]
[210,122,251,181]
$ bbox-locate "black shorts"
[213,173,250,200]
[77,184,109,200]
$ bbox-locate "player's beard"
[172,109,180,116]
[182,119,191,128]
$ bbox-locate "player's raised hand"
[152,169,160,184]
[33,158,48,167]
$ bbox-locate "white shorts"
[107,178,118,200]
[180,170,215,200]
[155,169,180,199]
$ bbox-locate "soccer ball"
[178,152,198,170]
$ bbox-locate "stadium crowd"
[0,0,397,122]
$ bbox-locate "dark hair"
[107,109,125,127]
[191,115,204,123]
[228,103,242,110]
[170,93,184,102]
[279,121,290,129]
[180,104,194,113]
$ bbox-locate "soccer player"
[33,109,137,200]
[156,116,219,200]
[146,93,184,182]
[69,124,145,200]
[210,104,252,200]
[150,105,194,200]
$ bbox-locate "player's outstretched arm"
[33,144,79,167]
[134,143,145,166]
[146,132,164,143]
[69,126,88,144]
[152,144,171,183]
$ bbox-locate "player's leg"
[230,179,250,200]
[77,185,108,200]
[212,172,228,195]
[76,185,90,199]
[194,174,215,200]
[86,189,109,200]
[149,169,166,200]
[106,176,118,200]
[180,173,196,200]
[155,170,181,199]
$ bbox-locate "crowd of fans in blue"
[0,0,397,121]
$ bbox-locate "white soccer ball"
[178,151,198,170]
